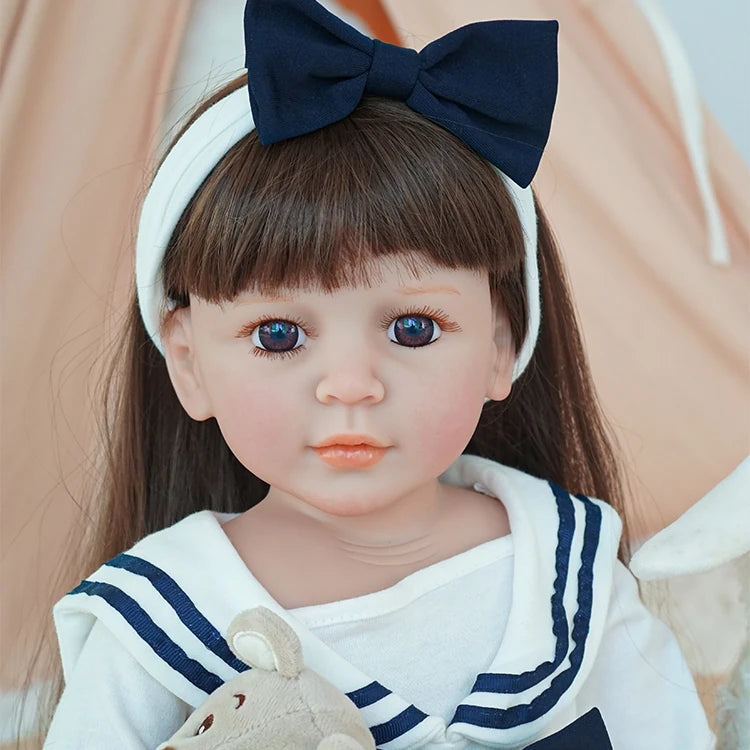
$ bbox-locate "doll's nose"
[315,351,385,405]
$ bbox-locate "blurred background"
[1,0,748,746]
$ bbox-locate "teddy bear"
[156,606,376,750]
[630,457,750,750]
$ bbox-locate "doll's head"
[155,90,526,518]
[102,73,626,549]
[91,26,628,561]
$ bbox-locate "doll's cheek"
[409,383,482,459]
[213,382,296,437]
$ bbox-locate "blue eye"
[242,306,457,359]
[387,315,441,347]
[252,320,308,353]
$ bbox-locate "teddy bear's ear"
[227,606,304,678]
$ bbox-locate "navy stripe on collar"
[472,482,575,694]
[104,553,248,674]
[369,705,430,746]
[346,680,391,707]
[451,491,603,730]
[70,579,224,695]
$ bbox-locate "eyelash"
[238,305,461,360]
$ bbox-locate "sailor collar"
[55,455,621,748]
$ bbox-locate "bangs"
[163,97,525,305]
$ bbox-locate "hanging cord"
[633,0,731,266]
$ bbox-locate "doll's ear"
[486,303,516,402]
[161,307,214,421]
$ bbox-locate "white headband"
[135,86,540,383]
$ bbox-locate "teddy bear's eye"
[196,714,214,735]
[234,693,245,708]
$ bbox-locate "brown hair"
[29,73,631,744]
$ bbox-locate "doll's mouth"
[313,444,389,468]
[314,433,387,448]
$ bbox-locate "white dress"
[44,455,715,749]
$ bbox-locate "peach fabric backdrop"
[1,0,748,741]
[0,0,191,720]
[380,0,749,534]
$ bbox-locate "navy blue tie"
[244,0,558,187]
[526,708,613,749]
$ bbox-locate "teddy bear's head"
[156,607,375,750]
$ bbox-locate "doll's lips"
[314,433,387,448]
[313,443,389,468]
[312,434,390,468]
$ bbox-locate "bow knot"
[244,0,558,187]
[365,40,420,100]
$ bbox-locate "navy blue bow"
[244,0,558,188]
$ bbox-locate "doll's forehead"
[235,281,464,305]
[233,256,488,304]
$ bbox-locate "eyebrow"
[395,285,461,296]
[236,294,294,305]
[237,284,461,304]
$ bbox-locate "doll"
[43,0,714,748]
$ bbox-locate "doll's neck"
[260,478,455,552]
[222,480,509,608]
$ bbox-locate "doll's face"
[163,254,515,517]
